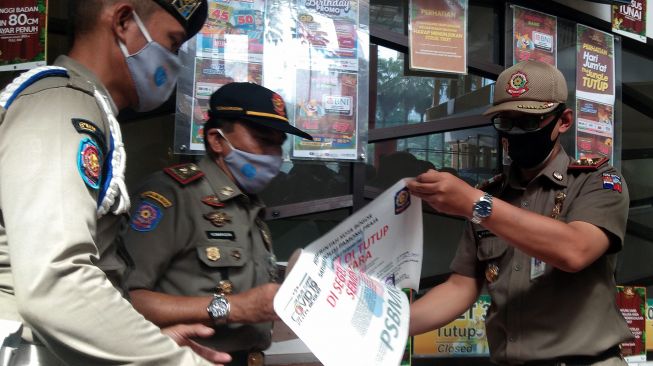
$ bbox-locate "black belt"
[229,350,265,366]
[522,345,622,366]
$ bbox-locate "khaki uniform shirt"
[0,56,211,365]
[451,148,633,365]
[122,156,277,352]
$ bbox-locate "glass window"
[370,1,405,34]
[468,4,500,65]
[365,126,499,191]
[375,46,494,128]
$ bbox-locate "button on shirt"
[450,148,633,364]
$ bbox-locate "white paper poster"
[274,179,423,366]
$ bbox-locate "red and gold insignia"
[164,163,205,185]
[568,157,609,171]
[78,138,102,189]
[506,71,529,98]
[271,93,286,117]
[202,195,225,208]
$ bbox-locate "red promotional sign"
[512,6,557,66]
[612,0,647,43]
[0,0,47,71]
[616,286,647,362]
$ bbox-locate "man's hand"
[163,323,232,365]
[406,169,481,219]
[228,283,280,323]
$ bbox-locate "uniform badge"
[72,118,106,153]
[202,195,225,208]
[216,280,233,295]
[130,201,163,232]
[220,186,235,197]
[602,173,623,193]
[141,191,172,208]
[552,171,563,181]
[271,93,286,117]
[77,137,102,190]
[164,163,204,185]
[204,211,232,227]
[206,247,221,261]
[506,71,529,97]
[485,263,499,283]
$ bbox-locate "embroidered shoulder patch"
[141,191,172,208]
[77,137,102,190]
[71,118,107,153]
[130,201,163,232]
[568,157,609,171]
[164,163,205,185]
[602,173,623,193]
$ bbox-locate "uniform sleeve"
[449,222,482,278]
[122,176,185,291]
[0,89,210,365]
[566,166,629,251]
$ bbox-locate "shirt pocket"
[196,243,249,269]
[476,237,508,262]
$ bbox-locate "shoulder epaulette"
[164,163,205,185]
[0,66,69,110]
[475,173,504,191]
[568,157,609,172]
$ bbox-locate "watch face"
[474,200,492,218]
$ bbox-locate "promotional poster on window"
[575,98,614,161]
[274,180,423,366]
[0,1,47,71]
[408,0,467,74]
[576,24,615,105]
[612,0,647,43]
[512,6,557,66]
[616,286,647,362]
[647,298,653,351]
[175,0,368,159]
[413,295,490,358]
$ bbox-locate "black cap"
[152,0,208,40]
[208,82,313,140]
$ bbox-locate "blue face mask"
[217,129,283,194]
[118,12,181,112]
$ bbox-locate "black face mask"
[501,117,559,169]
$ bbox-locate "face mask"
[118,12,181,112]
[217,129,283,194]
[501,116,559,169]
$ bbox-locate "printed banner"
[575,98,614,161]
[512,6,557,66]
[0,1,47,71]
[576,24,615,105]
[408,0,467,74]
[413,295,490,357]
[647,298,653,351]
[616,286,647,362]
[612,0,647,43]
[293,69,358,159]
[274,180,423,366]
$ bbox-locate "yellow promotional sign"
[413,295,490,357]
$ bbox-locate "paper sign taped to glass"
[274,179,423,366]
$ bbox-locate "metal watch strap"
[471,192,493,224]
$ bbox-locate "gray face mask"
[217,129,283,194]
[118,12,181,112]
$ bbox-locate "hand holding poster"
[274,180,423,366]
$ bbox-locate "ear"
[111,4,135,45]
[206,131,224,156]
[557,108,574,134]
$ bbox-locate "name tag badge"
[530,257,546,280]
[206,231,236,241]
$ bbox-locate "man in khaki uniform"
[0,0,232,365]
[408,61,632,365]
[121,82,313,366]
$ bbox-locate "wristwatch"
[471,192,493,224]
[207,294,230,325]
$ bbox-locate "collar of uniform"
[507,145,570,189]
[54,55,119,115]
[198,156,244,203]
